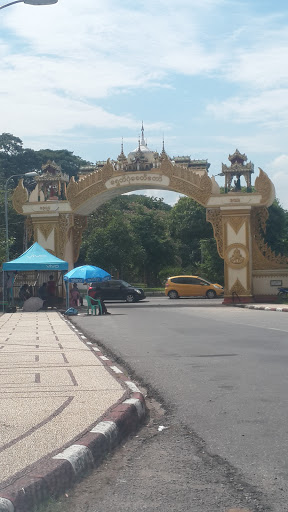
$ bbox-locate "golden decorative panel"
[251,207,288,270]
[72,215,88,263]
[12,180,28,214]
[229,278,249,297]
[55,214,74,260]
[67,161,114,211]
[39,223,54,241]
[33,221,56,248]
[25,218,33,244]
[254,168,274,205]
[206,208,224,258]
[224,243,249,270]
[67,159,213,212]
[228,216,245,235]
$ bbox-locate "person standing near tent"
[46,275,57,308]
[6,271,17,304]
[70,283,80,307]
[47,275,56,297]
[38,282,48,309]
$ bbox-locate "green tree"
[265,200,288,256]
[78,195,175,285]
[0,133,23,156]
[82,215,144,279]
[130,205,176,285]
[197,239,224,285]
[169,197,214,267]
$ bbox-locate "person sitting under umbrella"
[93,287,110,315]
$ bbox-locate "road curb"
[0,319,147,512]
[235,304,288,312]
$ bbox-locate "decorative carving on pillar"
[67,161,114,211]
[72,215,87,263]
[38,223,54,241]
[230,278,249,296]
[32,221,57,255]
[55,214,74,260]
[254,168,275,205]
[25,217,33,243]
[251,207,288,269]
[230,248,245,265]
[228,216,245,235]
[12,180,28,214]
[206,208,224,258]
[224,243,249,270]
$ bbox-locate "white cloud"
[206,89,288,126]
[0,0,225,136]
[224,44,288,90]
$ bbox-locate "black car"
[88,280,146,303]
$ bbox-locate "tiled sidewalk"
[0,311,124,488]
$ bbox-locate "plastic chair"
[85,295,102,316]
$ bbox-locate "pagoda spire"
[160,135,167,161]
[117,137,128,167]
[141,121,146,146]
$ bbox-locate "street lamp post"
[4,172,38,262]
[0,0,58,10]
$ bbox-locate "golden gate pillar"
[207,150,287,303]
[207,206,254,303]
[12,161,87,270]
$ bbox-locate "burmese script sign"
[105,173,170,190]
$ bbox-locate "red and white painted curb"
[0,318,147,512]
[236,304,288,312]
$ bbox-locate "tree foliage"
[0,133,90,261]
[169,197,214,267]
[265,200,288,255]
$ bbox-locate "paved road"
[58,298,288,512]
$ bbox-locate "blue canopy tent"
[2,243,68,311]
[3,242,68,271]
[64,265,111,309]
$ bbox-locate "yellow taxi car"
[165,275,224,299]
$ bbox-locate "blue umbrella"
[64,265,111,283]
[64,265,111,309]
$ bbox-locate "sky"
[1,0,288,209]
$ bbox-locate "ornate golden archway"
[12,154,288,303]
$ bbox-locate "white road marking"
[125,381,141,393]
[110,366,123,374]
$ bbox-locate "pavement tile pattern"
[0,312,146,512]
